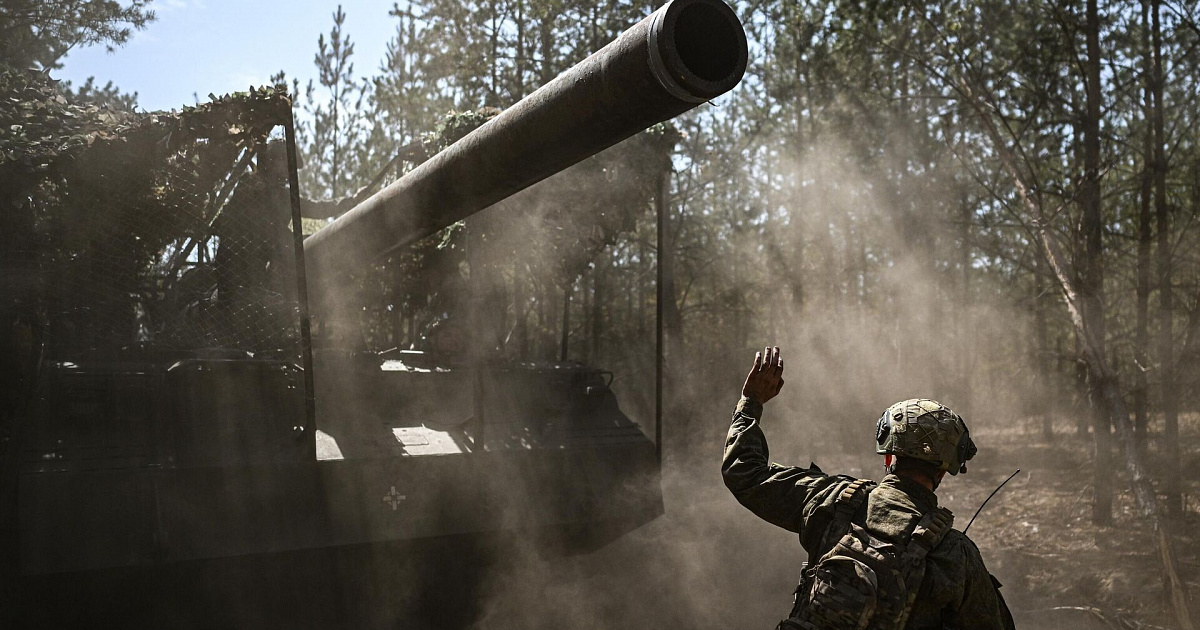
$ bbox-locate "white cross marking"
[383,486,407,511]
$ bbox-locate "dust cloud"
[4,94,1161,630]
[396,134,1107,630]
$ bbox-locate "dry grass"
[959,412,1200,628]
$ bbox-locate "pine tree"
[302,5,369,201]
[0,0,154,71]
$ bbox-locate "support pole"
[655,170,666,463]
[284,109,317,460]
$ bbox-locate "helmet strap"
[931,470,944,491]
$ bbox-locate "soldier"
[210,142,297,348]
[722,347,1015,630]
[208,141,354,348]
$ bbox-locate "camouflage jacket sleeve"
[721,397,856,553]
[935,533,1016,630]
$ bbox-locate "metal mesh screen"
[30,112,305,359]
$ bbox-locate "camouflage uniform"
[722,397,1016,630]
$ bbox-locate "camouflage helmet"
[875,399,977,475]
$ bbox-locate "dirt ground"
[7,409,1197,629]
[960,412,1200,630]
[462,409,1200,630]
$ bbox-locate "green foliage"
[9,0,1200,434]
[0,0,155,71]
[2,81,293,349]
[299,4,370,201]
[0,68,289,183]
[425,107,501,150]
[62,76,139,111]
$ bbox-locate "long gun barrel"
[303,0,747,291]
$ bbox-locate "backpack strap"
[819,478,875,554]
[906,507,954,558]
[895,507,954,629]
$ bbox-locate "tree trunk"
[538,11,554,85]
[487,0,499,106]
[589,4,599,53]
[591,258,604,364]
[391,259,405,349]
[819,219,838,310]
[514,0,525,100]
[629,271,637,339]
[1082,0,1113,527]
[1075,334,1090,438]
[1034,251,1052,440]
[581,267,592,362]
[638,236,648,339]
[1135,0,1154,448]
[858,215,868,308]
[1039,225,1195,630]
[658,170,682,356]
[543,278,556,361]
[559,282,571,362]
[840,213,854,313]
[732,234,745,352]
[955,70,1195,627]
[958,189,974,416]
[514,264,528,360]
[1151,0,1182,518]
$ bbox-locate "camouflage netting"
[1,68,303,358]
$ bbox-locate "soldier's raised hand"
[742,346,784,404]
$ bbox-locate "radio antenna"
[963,469,1021,535]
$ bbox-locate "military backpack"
[778,479,954,630]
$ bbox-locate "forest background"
[4,0,1200,627]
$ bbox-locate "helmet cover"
[875,399,977,475]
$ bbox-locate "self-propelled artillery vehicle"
[8,0,747,583]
